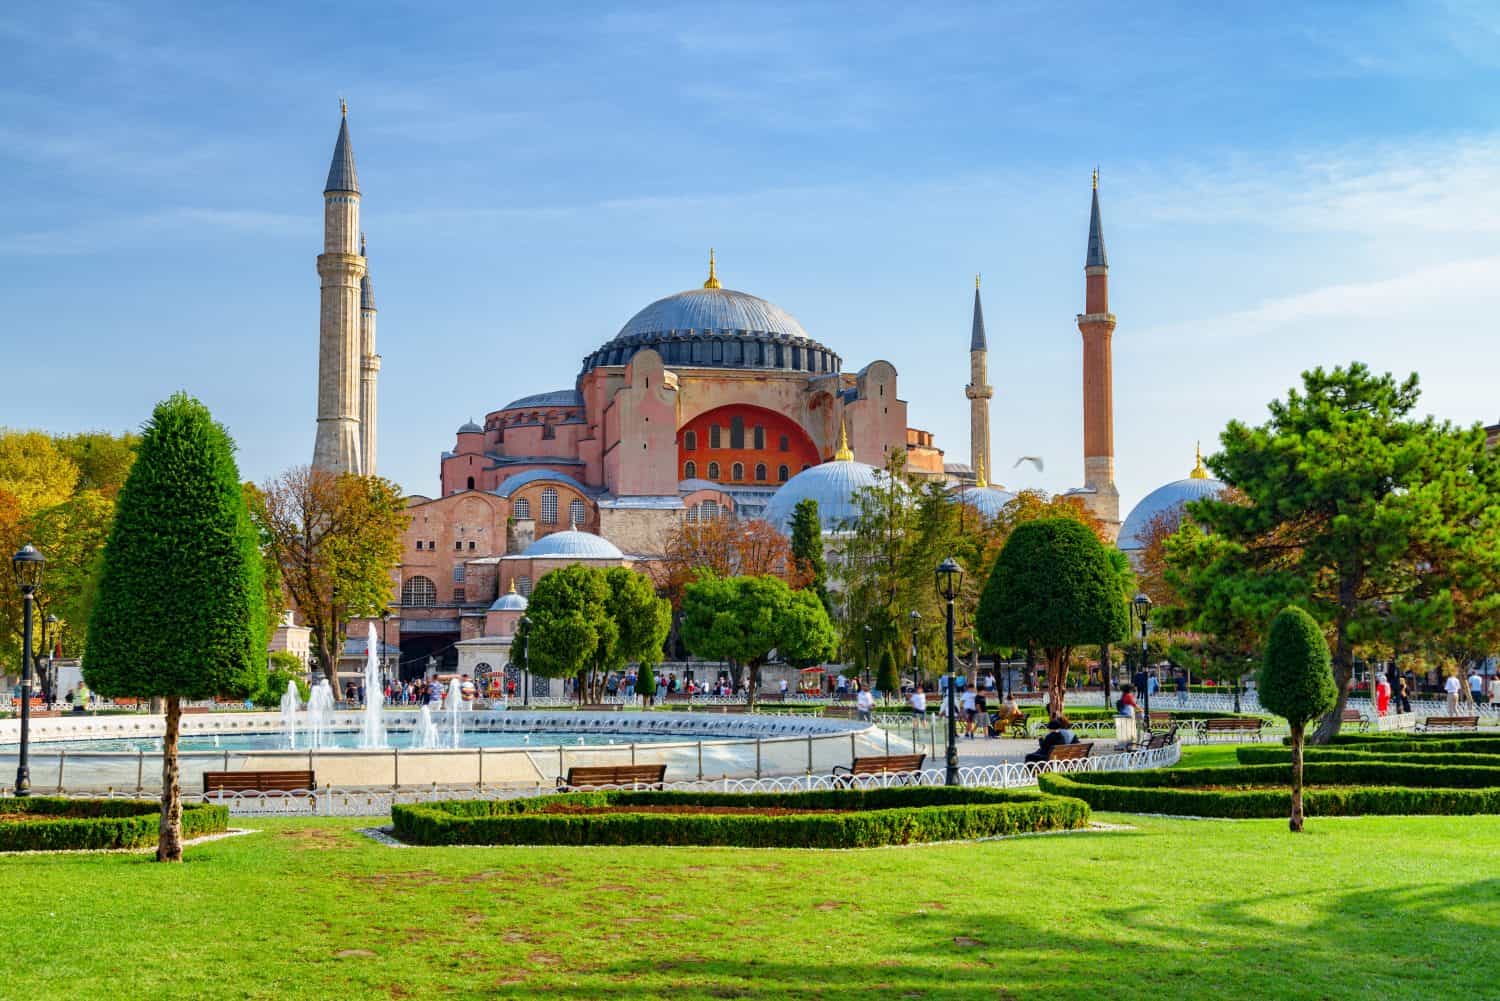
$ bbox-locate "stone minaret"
[358,233,380,476]
[312,101,367,475]
[1076,170,1120,535]
[964,275,992,484]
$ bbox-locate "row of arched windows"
[684,461,791,483]
[683,423,785,452]
[510,489,588,526]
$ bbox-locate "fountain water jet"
[280,680,301,749]
[445,679,464,749]
[307,678,335,749]
[359,623,386,748]
[416,704,440,749]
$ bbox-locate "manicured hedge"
[391,786,1090,848]
[0,797,228,852]
[1324,735,1500,755]
[1237,746,1500,768]
[1038,763,1500,818]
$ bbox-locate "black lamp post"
[519,615,531,707]
[379,609,392,690]
[908,610,921,693]
[935,557,964,786]
[1131,592,1153,723]
[862,624,872,692]
[40,613,58,704]
[12,544,45,796]
[1233,660,1243,714]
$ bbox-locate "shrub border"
[1038,763,1500,818]
[0,797,228,852]
[391,787,1090,848]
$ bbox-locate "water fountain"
[359,623,386,749]
[445,679,464,749]
[415,704,440,749]
[307,678,335,749]
[280,679,301,749]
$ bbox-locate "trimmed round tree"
[1258,606,1336,832]
[977,518,1128,719]
[876,647,900,699]
[84,394,266,862]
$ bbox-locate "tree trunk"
[158,695,184,862]
[1289,720,1305,833]
[1024,641,1038,691]
[746,663,759,710]
[1045,648,1068,720]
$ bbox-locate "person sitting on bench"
[1024,716,1077,763]
[990,695,1024,736]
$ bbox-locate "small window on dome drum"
[684,460,696,480]
[708,462,720,480]
[755,463,766,482]
[731,463,743,482]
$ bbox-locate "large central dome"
[579,261,840,376]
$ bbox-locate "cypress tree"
[84,394,266,861]
[790,498,832,615]
[1258,606,1336,832]
[876,647,901,698]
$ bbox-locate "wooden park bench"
[557,764,667,791]
[1420,715,1480,733]
[1202,718,1264,741]
[203,770,316,797]
[987,713,1030,738]
[1038,741,1094,762]
[1146,712,1185,733]
[831,753,927,786]
[1340,708,1369,732]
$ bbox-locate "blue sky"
[4,2,1499,513]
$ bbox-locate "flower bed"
[391,786,1089,848]
[1038,762,1500,818]
[0,796,229,852]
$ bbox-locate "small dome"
[457,419,483,434]
[1119,474,1226,551]
[955,485,1017,520]
[489,589,529,611]
[522,529,624,560]
[501,389,582,412]
[763,458,886,534]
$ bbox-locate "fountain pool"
[40,729,693,753]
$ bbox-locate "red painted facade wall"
[677,404,820,486]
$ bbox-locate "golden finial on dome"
[1190,441,1208,479]
[507,579,518,594]
[360,232,366,257]
[834,418,854,462]
[975,273,981,290]
[340,96,348,117]
[975,456,987,489]
[703,248,721,289]
[1092,166,1099,190]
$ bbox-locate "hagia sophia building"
[309,107,1222,680]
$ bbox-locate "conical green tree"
[790,498,832,615]
[1258,606,1336,832]
[84,394,266,861]
[876,647,901,698]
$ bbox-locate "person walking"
[855,686,875,722]
[1468,669,1484,708]
[960,686,977,738]
[1445,672,1462,715]
[909,686,926,724]
[1489,674,1500,710]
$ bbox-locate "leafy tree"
[53,431,140,496]
[977,518,1128,719]
[83,394,266,862]
[1258,606,1337,832]
[635,659,656,704]
[0,430,79,513]
[248,466,407,688]
[601,566,671,701]
[1165,364,1500,741]
[256,651,310,708]
[516,564,610,697]
[876,647,900,697]
[22,490,114,661]
[656,516,802,609]
[681,574,836,707]
[789,498,832,614]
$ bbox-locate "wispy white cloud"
[0,207,304,255]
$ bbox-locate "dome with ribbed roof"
[955,485,1018,520]
[522,529,625,560]
[1119,450,1227,551]
[763,458,887,534]
[489,587,529,611]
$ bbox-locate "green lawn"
[2,809,1497,1000]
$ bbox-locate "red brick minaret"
[1076,170,1120,536]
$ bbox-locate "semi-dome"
[1119,450,1227,551]
[489,585,529,611]
[955,484,1018,520]
[579,254,840,377]
[522,528,625,560]
[762,430,884,534]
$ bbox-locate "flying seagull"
[1013,456,1045,473]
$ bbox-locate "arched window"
[700,500,719,521]
[401,575,437,608]
[513,497,531,519]
[569,499,586,526]
[753,425,765,449]
[684,460,696,480]
[731,463,744,482]
[730,417,745,449]
[754,463,766,482]
[710,424,722,449]
[540,488,558,524]
[778,465,790,482]
[466,476,475,490]
[517,576,533,596]
[707,462,720,480]
[684,430,697,452]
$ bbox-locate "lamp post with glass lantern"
[519,615,531,707]
[935,557,964,786]
[12,544,45,796]
[379,609,393,690]
[861,624,872,691]
[1131,592,1153,723]
[908,610,921,693]
[40,612,58,704]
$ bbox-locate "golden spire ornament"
[703,248,721,289]
[834,418,854,462]
[975,456,987,489]
[1190,441,1208,479]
